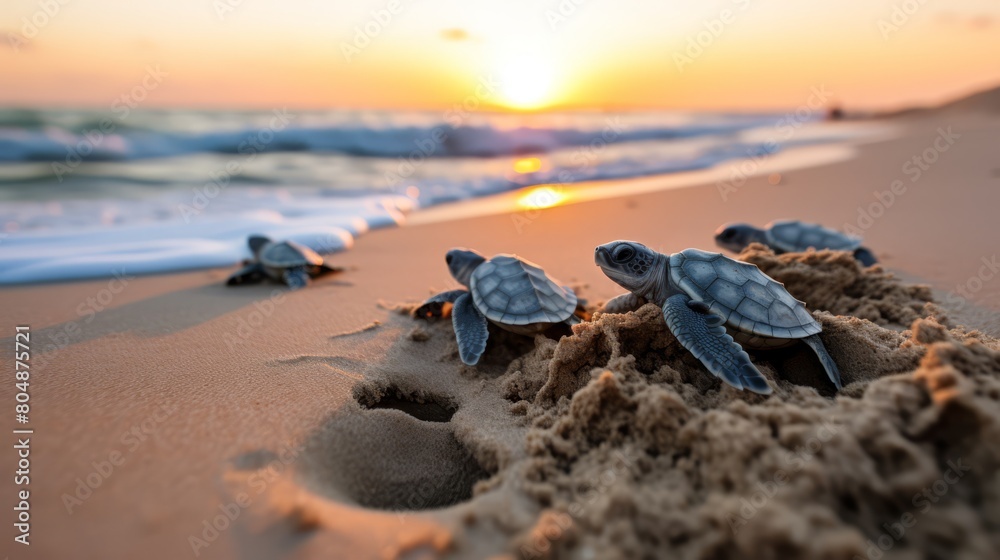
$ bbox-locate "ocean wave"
[0,113,782,163]
[0,193,414,284]
[0,108,869,285]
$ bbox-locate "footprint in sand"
[297,383,489,511]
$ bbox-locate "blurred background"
[1,0,999,283]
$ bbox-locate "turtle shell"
[765,220,861,253]
[259,241,324,268]
[668,248,820,340]
[469,255,576,326]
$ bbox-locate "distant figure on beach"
[714,220,878,266]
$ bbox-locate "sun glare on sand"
[517,186,566,210]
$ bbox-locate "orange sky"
[1,0,999,112]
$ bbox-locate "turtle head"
[248,235,272,256]
[714,223,764,253]
[595,241,663,300]
[445,248,486,287]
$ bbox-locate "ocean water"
[0,107,858,284]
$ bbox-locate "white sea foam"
[0,192,413,284]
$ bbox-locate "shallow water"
[0,108,868,283]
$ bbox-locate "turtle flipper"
[802,334,842,390]
[282,267,310,290]
[662,294,772,395]
[452,292,489,366]
[226,263,266,286]
[853,247,878,267]
[602,293,646,314]
[415,289,467,320]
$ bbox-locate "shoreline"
[0,117,893,287]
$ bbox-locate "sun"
[495,48,557,110]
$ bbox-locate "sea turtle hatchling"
[715,220,877,266]
[226,235,343,290]
[415,248,580,366]
[596,241,841,395]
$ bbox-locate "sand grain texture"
[489,309,1000,559]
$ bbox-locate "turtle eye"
[613,246,635,263]
[722,229,736,240]
[446,254,453,265]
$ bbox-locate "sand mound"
[476,253,1000,559]
[294,253,999,559]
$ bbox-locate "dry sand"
[2,110,1000,560]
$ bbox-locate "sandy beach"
[2,103,1000,560]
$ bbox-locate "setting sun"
[495,48,557,110]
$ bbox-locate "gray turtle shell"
[470,255,576,326]
[668,248,820,340]
[260,241,324,268]
[765,220,861,253]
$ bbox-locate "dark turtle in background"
[715,220,878,266]
[227,235,343,290]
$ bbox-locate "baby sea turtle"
[415,248,580,366]
[596,241,841,395]
[226,235,343,290]
[715,220,877,266]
